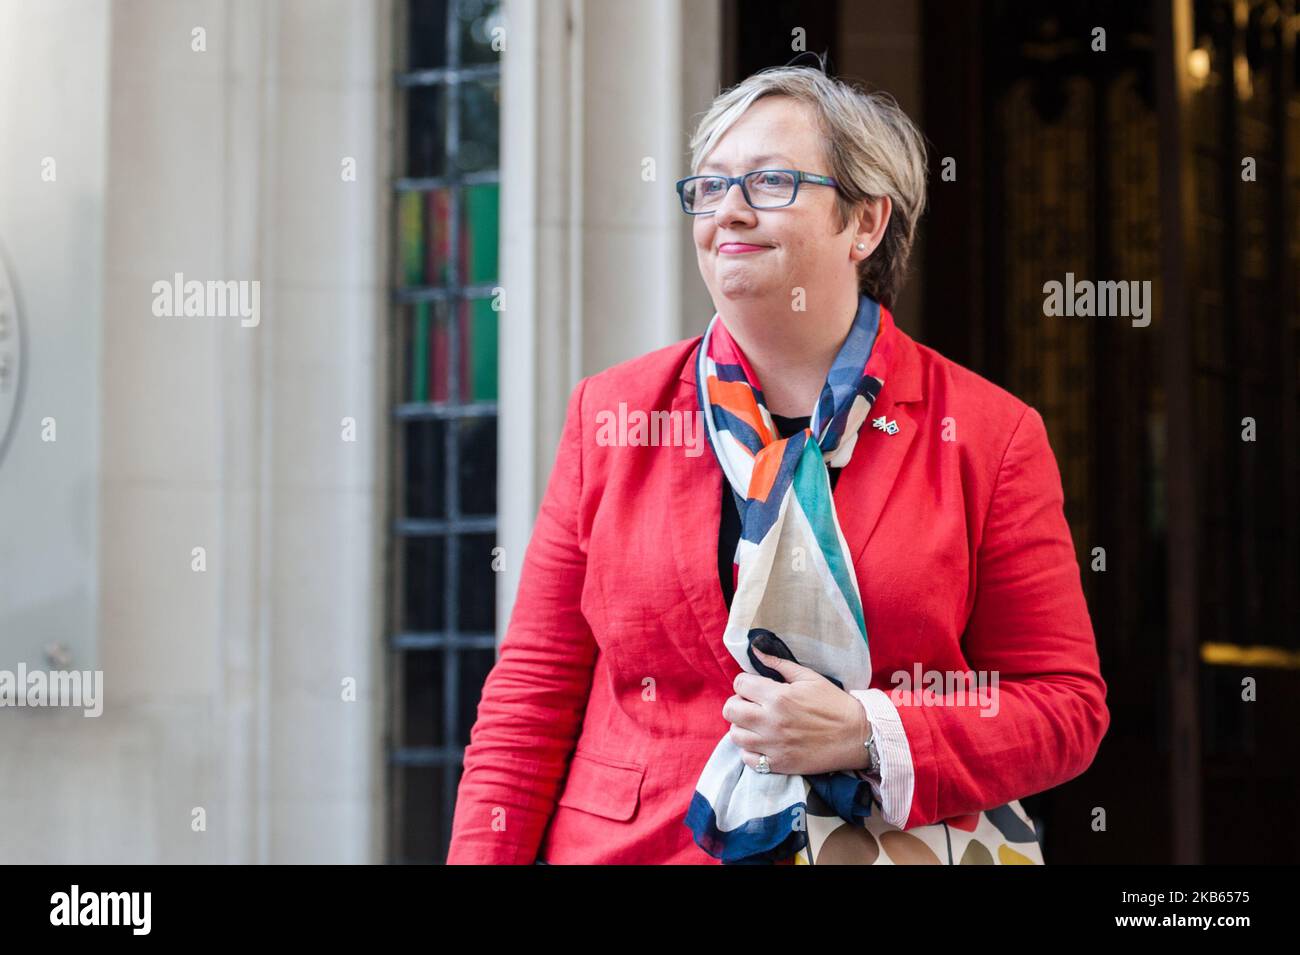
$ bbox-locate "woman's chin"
[715,272,773,301]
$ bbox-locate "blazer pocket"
[556,749,645,822]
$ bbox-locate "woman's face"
[692,95,861,307]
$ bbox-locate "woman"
[447,65,1109,865]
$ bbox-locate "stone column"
[0,0,390,864]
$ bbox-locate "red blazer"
[447,316,1110,864]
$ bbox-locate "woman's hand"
[724,647,873,777]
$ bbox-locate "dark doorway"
[922,0,1300,863]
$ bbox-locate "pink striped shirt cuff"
[849,688,916,829]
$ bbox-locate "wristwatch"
[863,723,881,781]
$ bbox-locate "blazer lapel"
[834,319,925,568]
[668,364,739,685]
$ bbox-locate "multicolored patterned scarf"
[684,293,894,864]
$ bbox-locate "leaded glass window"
[388,0,502,865]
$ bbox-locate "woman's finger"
[722,693,766,728]
[738,749,777,774]
[729,724,766,753]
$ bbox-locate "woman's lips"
[718,243,770,254]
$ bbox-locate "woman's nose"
[715,182,756,225]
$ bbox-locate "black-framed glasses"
[674,168,840,215]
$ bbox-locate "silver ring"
[756,754,771,774]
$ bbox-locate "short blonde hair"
[688,65,929,309]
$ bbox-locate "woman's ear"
[853,195,892,259]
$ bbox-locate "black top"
[718,413,844,610]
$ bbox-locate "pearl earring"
[856,242,866,250]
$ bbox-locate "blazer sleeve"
[446,377,597,864]
[893,404,1111,830]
